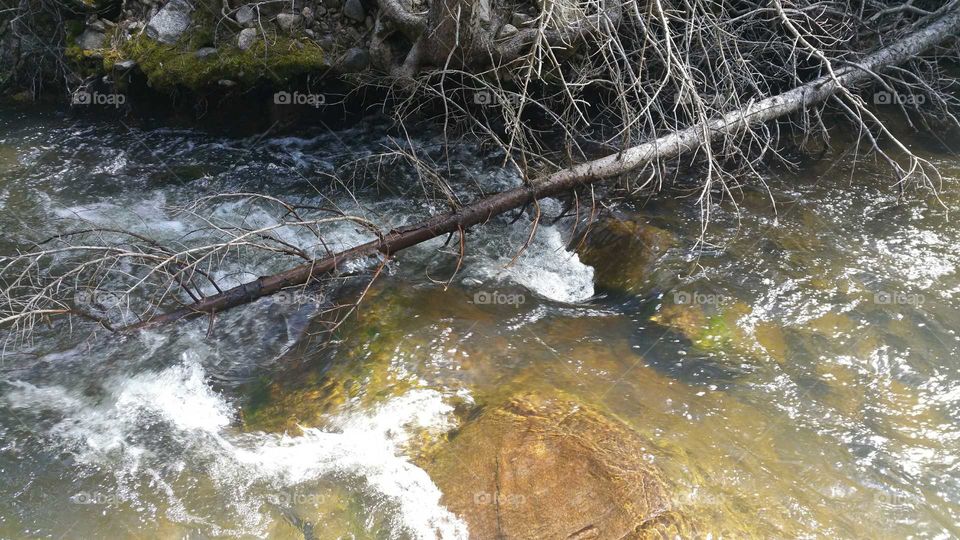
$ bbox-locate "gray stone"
[194,46,218,59]
[340,47,369,72]
[236,5,256,27]
[276,13,303,33]
[237,28,258,50]
[304,28,316,38]
[302,6,314,20]
[319,36,336,49]
[218,79,237,87]
[324,0,342,10]
[114,59,137,70]
[499,23,518,37]
[342,0,364,22]
[88,19,107,32]
[77,29,106,50]
[146,0,193,45]
[511,13,533,27]
[316,6,327,16]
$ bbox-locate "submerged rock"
[651,301,787,364]
[424,392,673,539]
[146,0,193,45]
[239,285,420,434]
[578,217,675,292]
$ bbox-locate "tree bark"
[127,6,960,330]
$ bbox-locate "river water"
[0,106,957,538]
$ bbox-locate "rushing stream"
[0,106,958,538]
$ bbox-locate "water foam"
[467,220,595,303]
[4,355,468,539]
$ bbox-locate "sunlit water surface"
[0,107,958,538]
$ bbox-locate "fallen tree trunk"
[128,6,960,330]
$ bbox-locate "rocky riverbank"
[0,0,545,105]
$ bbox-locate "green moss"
[239,286,420,434]
[119,33,329,92]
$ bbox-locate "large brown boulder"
[577,217,676,292]
[424,393,673,539]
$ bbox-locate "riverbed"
[0,106,958,538]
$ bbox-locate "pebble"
[194,47,218,59]
[343,0,365,22]
[237,28,258,50]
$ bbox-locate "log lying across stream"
[128,6,960,330]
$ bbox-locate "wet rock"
[237,28,258,50]
[146,0,193,44]
[512,13,534,27]
[577,217,675,292]
[239,285,418,434]
[340,47,369,72]
[87,19,107,32]
[194,46,218,59]
[77,29,105,50]
[343,0,365,22]
[218,79,237,87]
[236,4,256,27]
[425,392,673,539]
[319,36,336,50]
[276,13,303,34]
[649,301,788,364]
[114,59,137,71]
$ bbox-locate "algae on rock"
[423,391,679,539]
[577,217,676,293]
